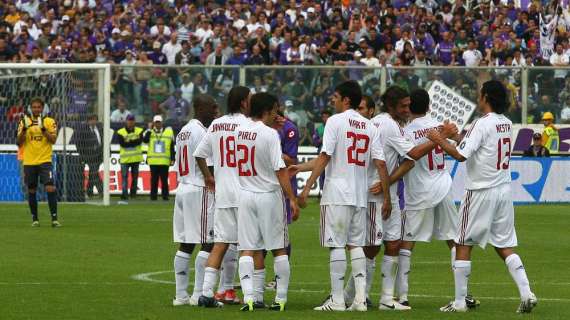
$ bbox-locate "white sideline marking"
[128,270,570,303]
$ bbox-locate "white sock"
[396,249,412,302]
[192,251,209,298]
[365,257,376,298]
[239,256,255,303]
[505,254,532,300]
[330,248,347,305]
[202,267,219,298]
[174,251,191,299]
[274,255,291,303]
[380,255,398,304]
[253,268,266,303]
[453,260,471,308]
[343,275,355,305]
[350,248,367,304]
[450,246,456,270]
[220,244,238,292]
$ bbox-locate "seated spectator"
[561,96,570,124]
[159,89,191,126]
[110,96,133,123]
[524,133,550,157]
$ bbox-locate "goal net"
[0,64,111,205]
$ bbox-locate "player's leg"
[217,244,239,299]
[130,163,139,198]
[237,190,263,311]
[192,243,213,302]
[395,240,415,306]
[25,165,39,225]
[345,206,367,311]
[41,163,59,226]
[269,248,289,311]
[120,164,129,201]
[490,184,536,313]
[94,161,103,196]
[192,188,215,302]
[160,165,169,200]
[314,205,350,311]
[363,245,380,304]
[379,201,407,310]
[149,165,159,200]
[172,184,196,305]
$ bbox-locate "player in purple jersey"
[277,111,299,225]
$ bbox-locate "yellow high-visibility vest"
[146,127,174,166]
[117,127,144,164]
[542,126,559,154]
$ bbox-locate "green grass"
[0,200,569,320]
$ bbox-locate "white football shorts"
[365,202,384,246]
[402,190,458,242]
[382,196,402,242]
[237,190,289,251]
[173,183,215,244]
[320,205,366,248]
[455,183,518,249]
[214,207,238,243]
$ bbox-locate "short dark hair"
[227,86,250,114]
[362,95,375,111]
[381,85,409,112]
[321,109,332,116]
[410,89,430,114]
[88,114,98,121]
[193,94,217,111]
[250,92,278,118]
[335,80,362,109]
[481,80,509,114]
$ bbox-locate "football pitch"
[1,201,568,320]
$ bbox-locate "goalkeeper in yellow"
[17,97,60,227]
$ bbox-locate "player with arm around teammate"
[193,86,252,307]
[171,95,219,307]
[427,80,537,313]
[236,92,300,312]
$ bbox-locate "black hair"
[321,109,332,116]
[380,85,409,112]
[362,95,375,111]
[227,86,250,114]
[88,114,98,121]
[481,80,509,114]
[250,92,278,119]
[410,89,430,114]
[334,80,362,109]
[193,94,217,111]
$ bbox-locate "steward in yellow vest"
[541,112,559,154]
[116,114,144,202]
[143,115,175,200]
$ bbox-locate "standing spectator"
[110,96,133,123]
[116,114,144,204]
[159,89,191,127]
[180,73,195,110]
[163,33,182,88]
[148,68,169,115]
[74,114,104,198]
[143,115,175,201]
[361,48,380,66]
[549,44,569,90]
[463,39,483,67]
[524,133,550,157]
[541,112,559,154]
[206,44,227,81]
[118,49,137,104]
[561,96,570,124]
[435,31,454,65]
[149,41,167,65]
[135,51,153,115]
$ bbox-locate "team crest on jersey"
[288,130,295,138]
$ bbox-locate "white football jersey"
[175,119,209,186]
[367,123,386,203]
[403,115,452,210]
[235,120,285,193]
[372,113,415,196]
[321,109,383,208]
[458,112,513,190]
[194,114,252,208]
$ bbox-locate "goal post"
[0,63,111,205]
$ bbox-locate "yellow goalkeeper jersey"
[18,115,57,165]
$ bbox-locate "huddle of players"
[171,87,297,311]
[171,79,538,314]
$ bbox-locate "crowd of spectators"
[1,0,570,146]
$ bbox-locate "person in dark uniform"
[75,114,104,197]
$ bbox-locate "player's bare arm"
[277,168,300,221]
[427,129,466,162]
[369,159,415,195]
[299,153,330,207]
[195,157,215,191]
[282,154,297,166]
[374,158,392,220]
[287,157,317,177]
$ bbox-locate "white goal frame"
[0,64,112,205]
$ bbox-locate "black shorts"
[24,163,54,188]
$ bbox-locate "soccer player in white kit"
[193,86,252,308]
[298,81,391,312]
[368,86,457,310]
[427,80,537,313]
[236,92,299,312]
[172,94,219,306]
[397,89,478,308]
